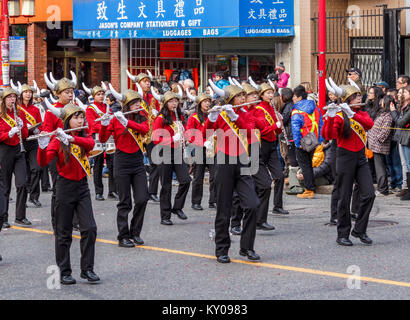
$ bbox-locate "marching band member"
[206,81,260,263]
[17,82,43,208]
[43,71,78,231]
[186,91,216,210]
[152,90,191,226]
[322,79,375,246]
[126,70,161,203]
[0,88,30,228]
[37,103,99,284]
[83,83,118,201]
[250,78,289,219]
[230,81,277,234]
[99,86,149,248]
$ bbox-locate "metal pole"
[318,0,326,112]
[0,0,10,87]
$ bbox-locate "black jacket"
[313,142,334,184]
[281,101,294,142]
[391,105,410,146]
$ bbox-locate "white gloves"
[56,128,74,146]
[340,103,355,119]
[276,121,282,129]
[208,106,222,123]
[172,132,181,143]
[33,128,40,135]
[324,103,340,118]
[38,135,50,149]
[101,115,111,127]
[16,117,24,129]
[152,109,159,117]
[204,140,212,150]
[8,127,19,138]
[114,111,128,127]
[223,105,239,122]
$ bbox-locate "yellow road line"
[10,226,410,289]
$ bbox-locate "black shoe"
[160,219,173,226]
[95,194,105,201]
[239,249,261,261]
[217,255,231,263]
[2,222,10,229]
[191,204,203,211]
[118,238,135,248]
[272,207,289,215]
[73,224,80,232]
[29,199,42,207]
[329,219,337,226]
[14,218,32,227]
[80,270,100,283]
[60,275,76,285]
[209,202,216,209]
[0,254,2,261]
[149,194,160,202]
[132,236,144,245]
[172,209,187,220]
[42,187,53,192]
[336,237,353,246]
[351,230,373,245]
[256,222,275,231]
[351,213,358,221]
[230,226,242,235]
[107,192,119,201]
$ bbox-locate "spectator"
[181,79,195,93]
[391,85,410,200]
[214,72,230,90]
[346,67,366,95]
[386,94,403,193]
[275,62,290,88]
[368,95,394,195]
[291,85,323,199]
[327,90,338,105]
[364,86,384,121]
[374,81,389,94]
[183,87,198,121]
[396,75,410,90]
[386,89,398,103]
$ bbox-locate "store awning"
[73,0,294,40]
[90,40,110,48]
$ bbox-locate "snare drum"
[105,136,116,154]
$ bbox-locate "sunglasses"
[348,73,356,76]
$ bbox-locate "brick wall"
[90,62,104,86]
[110,39,120,90]
[27,23,47,89]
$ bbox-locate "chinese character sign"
[73,0,294,39]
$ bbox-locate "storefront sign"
[73,0,294,39]
[9,36,25,65]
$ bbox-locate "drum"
[105,136,116,154]
[89,134,105,158]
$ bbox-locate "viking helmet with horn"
[1,87,18,100]
[82,82,105,97]
[209,79,244,104]
[186,88,211,106]
[126,69,151,84]
[18,80,38,95]
[109,83,142,107]
[327,77,360,103]
[44,71,77,94]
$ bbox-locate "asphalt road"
[0,177,409,300]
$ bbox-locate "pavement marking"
[10,225,410,289]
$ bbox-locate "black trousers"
[55,176,97,276]
[0,144,27,222]
[336,147,375,238]
[49,158,79,230]
[191,147,216,205]
[296,148,315,191]
[261,140,284,209]
[146,142,160,196]
[287,142,299,167]
[215,154,259,257]
[0,172,6,230]
[114,150,149,240]
[24,140,41,201]
[373,152,389,194]
[92,152,116,195]
[159,147,191,220]
[40,165,51,190]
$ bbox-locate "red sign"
[160,41,184,59]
